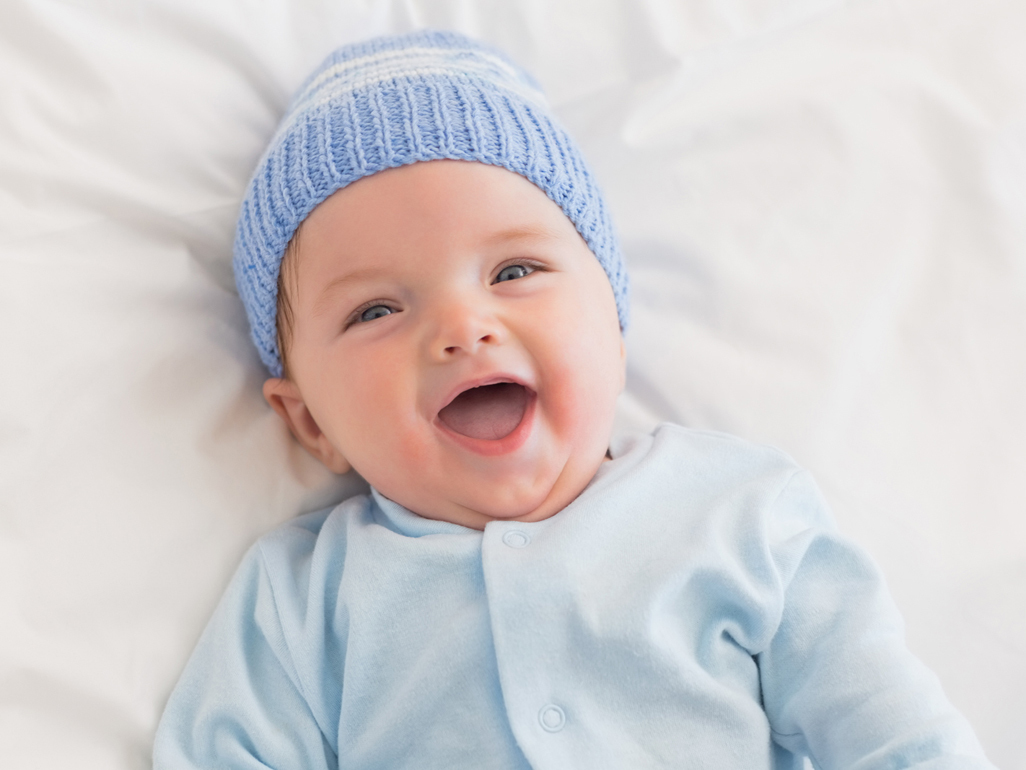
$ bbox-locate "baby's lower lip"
[434,388,536,456]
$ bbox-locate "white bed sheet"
[1,1,1023,767]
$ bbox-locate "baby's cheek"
[560,341,622,441]
[328,371,393,450]
[543,353,613,438]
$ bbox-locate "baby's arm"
[758,471,993,769]
[152,541,337,770]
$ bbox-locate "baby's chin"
[419,495,561,530]
[380,483,552,530]
[406,455,608,529]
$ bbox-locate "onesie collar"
[367,430,655,538]
[369,488,480,538]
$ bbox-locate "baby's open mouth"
[437,382,530,441]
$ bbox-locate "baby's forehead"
[297,161,585,264]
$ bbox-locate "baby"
[154,30,995,769]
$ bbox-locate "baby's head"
[234,30,629,529]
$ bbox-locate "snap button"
[502,530,530,548]
[538,704,565,732]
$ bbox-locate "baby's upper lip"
[435,372,536,417]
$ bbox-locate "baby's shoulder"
[258,493,367,550]
[249,494,374,604]
[605,423,833,536]
[640,422,803,480]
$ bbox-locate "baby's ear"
[262,378,352,475]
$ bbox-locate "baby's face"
[267,160,624,529]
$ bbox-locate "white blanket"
[1,1,1023,767]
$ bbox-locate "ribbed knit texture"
[233,29,629,377]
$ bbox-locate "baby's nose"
[428,301,504,360]
[442,332,494,356]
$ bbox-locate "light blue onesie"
[153,424,994,769]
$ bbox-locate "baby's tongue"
[438,382,528,440]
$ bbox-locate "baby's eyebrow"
[484,224,562,247]
[312,267,384,317]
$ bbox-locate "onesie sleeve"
[758,471,995,770]
[152,542,337,770]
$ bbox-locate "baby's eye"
[494,264,534,283]
[356,304,394,323]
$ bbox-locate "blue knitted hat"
[234,29,629,377]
